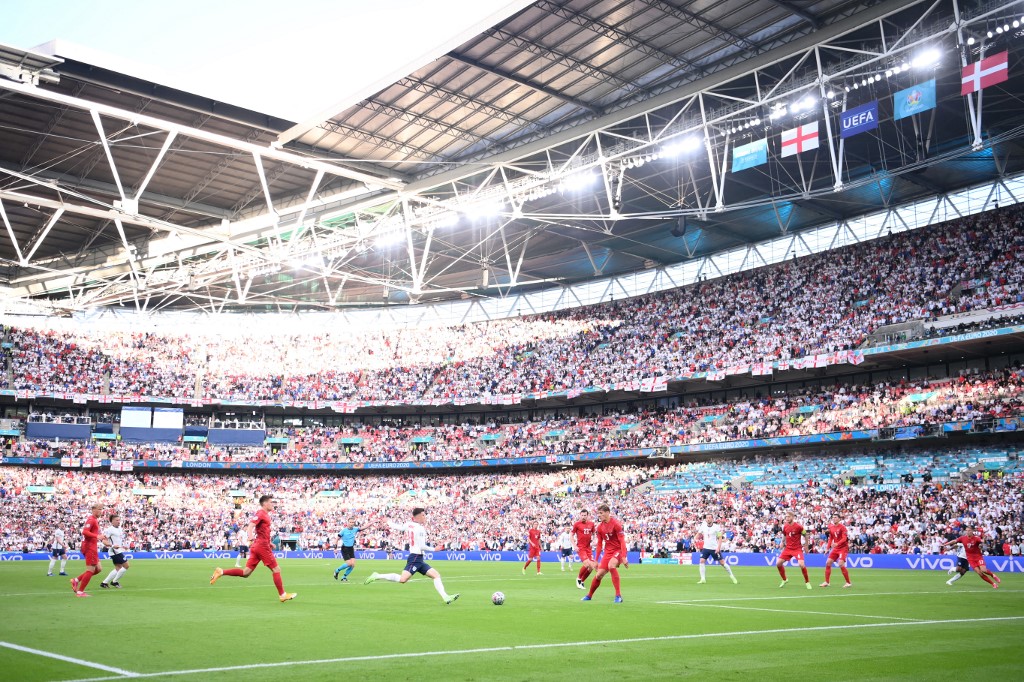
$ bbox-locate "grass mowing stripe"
[655,588,1024,603]
[57,615,1024,682]
[674,602,926,621]
[0,642,139,677]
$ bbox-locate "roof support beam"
[446,52,601,115]
[763,0,820,29]
[0,78,404,190]
[403,0,928,195]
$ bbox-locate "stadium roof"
[0,0,1022,315]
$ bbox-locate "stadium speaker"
[671,216,687,238]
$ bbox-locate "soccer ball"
[491,591,505,605]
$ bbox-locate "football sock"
[103,569,118,584]
[777,565,787,580]
[523,560,532,570]
[947,572,963,583]
[432,577,450,601]
[76,571,93,591]
[824,566,832,582]
[979,572,994,585]
[580,567,593,581]
[222,568,245,577]
[48,559,57,574]
[840,566,850,583]
[800,567,809,583]
[377,573,402,582]
[343,565,354,578]
[587,576,602,598]
[536,560,542,573]
[699,564,707,580]
[115,567,128,582]
[272,572,285,595]
[723,563,735,577]
[609,568,621,596]
[60,559,68,572]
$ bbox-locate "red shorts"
[828,549,848,563]
[779,549,804,563]
[599,552,624,571]
[577,546,593,562]
[81,544,99,566]
[527,546,541,559]
[967,556,986,570]
[246,544,279,570]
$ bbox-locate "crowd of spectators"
[8,367,1021,465]
[1,206,1021,403]
[1,448,1021,560]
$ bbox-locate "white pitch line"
[57,616,1024,682]
[673,602,924,621]
[0,641,138,677]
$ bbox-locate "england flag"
[780,121,819,157]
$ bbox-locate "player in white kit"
[47,528,69,576]
[99,513,130,589]
[695,513,738,584]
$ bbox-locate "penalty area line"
[58,616,1024,682]
[0,641,139,677]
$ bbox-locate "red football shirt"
[782,522,805,551]
[252,508,272,546]
[527,528,541,549]
[827,523,849,551]
[81,514,100,549]
[956,535,983,560]
[572,520,595,550]
[596,517,625,558]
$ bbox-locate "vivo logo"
[987,557,1023,573]
[444,552,466,561]
[905,556,952,571]
[302,552,324,559]
[152,552,184,560]
[357,552,377,560]
[515,552,528,561]
[202,552,232,559]
[479,553,503,561]
[846,556,874,568]
[0,554,23,561]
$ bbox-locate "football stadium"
[1,0,1023,679]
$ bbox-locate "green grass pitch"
[1,559,1021,681]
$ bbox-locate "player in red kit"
[581,503,628,603]
[522,522,543,575]
[572,509,596,589]
[210,494,297,602]
[70,503,104,597]
[820,513,852,588]
[777,511,812,590]
[941,524,1001,589]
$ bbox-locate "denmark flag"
[780,121,819,157]
[961,51,1008,95]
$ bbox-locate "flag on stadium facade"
[640,377,668,392]
[840,100,878,138]
[777,358,790,371]
[731,138,768,172]
[893,79,936,120]
[706,369,726,382]
[780,121,819,157]
[961,51,1008,95]
[751,362,773,376]
[850,350,866,365]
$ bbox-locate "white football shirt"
[698,522,723,550]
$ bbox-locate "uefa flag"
[961,51,1008,94]
[780,121,819,157]
[731,138,768,172]
[893,79,936,120]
